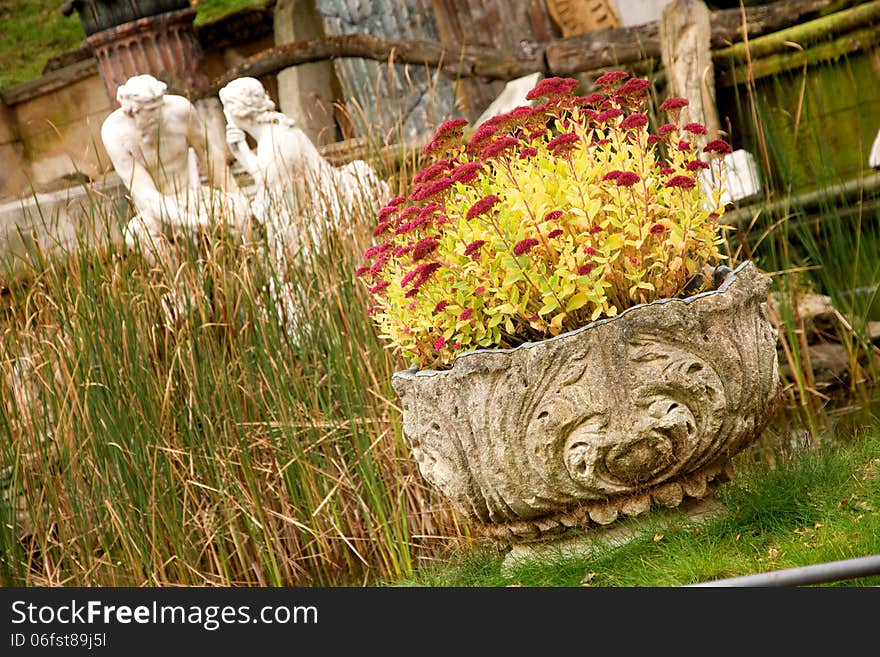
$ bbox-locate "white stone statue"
[870,127,880,169]
[218,76,390,262]
[101,74,252,249]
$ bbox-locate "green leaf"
[565,292,589,312]
[503,270,524,287]
[538,299,559,315]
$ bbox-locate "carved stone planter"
[391,260,780,542]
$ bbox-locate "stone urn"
[391,260,780,541]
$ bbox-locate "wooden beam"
[191,0,839,99]
[713,0,880,63]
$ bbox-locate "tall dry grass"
[0,144,464,586]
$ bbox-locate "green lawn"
[0,0,265,89]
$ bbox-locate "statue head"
[219,77,274,117]
[219,77,295,127]
[117,74,167,132]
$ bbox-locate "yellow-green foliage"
[357,73,733,368]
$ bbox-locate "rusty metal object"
[546,0,621,37]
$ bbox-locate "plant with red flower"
[358,73,729,368]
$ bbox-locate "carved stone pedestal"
[86,7,210,105]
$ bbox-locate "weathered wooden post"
[660,0,760,203]
[314,0,457,141]
[273,0,344,146]
[659,0,719,145]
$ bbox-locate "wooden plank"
[315,0,457,140]
[432,0,559,120]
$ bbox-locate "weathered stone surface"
[620,493,652,517]
[392,261,780,535]
[652,482,684,508]
[588,503,619,526]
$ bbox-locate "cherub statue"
[218,76,390,262]
[101,74,252,249]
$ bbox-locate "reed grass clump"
[0,172,461,586]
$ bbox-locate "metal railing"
[686,554,880,587]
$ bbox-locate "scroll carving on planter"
[218,76,390,262]
[392,261,780,536]
[101,74,252,249]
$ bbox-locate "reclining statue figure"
[218,76,390,263]
[101,74,252,249]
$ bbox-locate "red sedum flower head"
[411,237,439,262]
[703,138,733,155]
[615,171,641,187]
[547,132,580,155]
[526,76,579,100]
[686,160,710,172]
[513,238,540,256]
[616,77,650,96]
[451,162,484,183]
[413,160,452,184]
[596,108,624,123]
[463,240,486,258]
[578,263,595,275]
[659,97,689,111]
[364,243,391,260]
[466,195,500,220]
[619,113,649,131]
[410,177,454,202]
[666,175,697,189]
[602,170,623,182]
[423,118,469,156]
[483,136,519,159]
[594,70,629,88]
[683,122,708,135]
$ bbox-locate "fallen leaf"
[653,533,664,542]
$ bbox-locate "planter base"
[473,458,735,543]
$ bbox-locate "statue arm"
[223,113,263,187]
[184,108,239,192]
